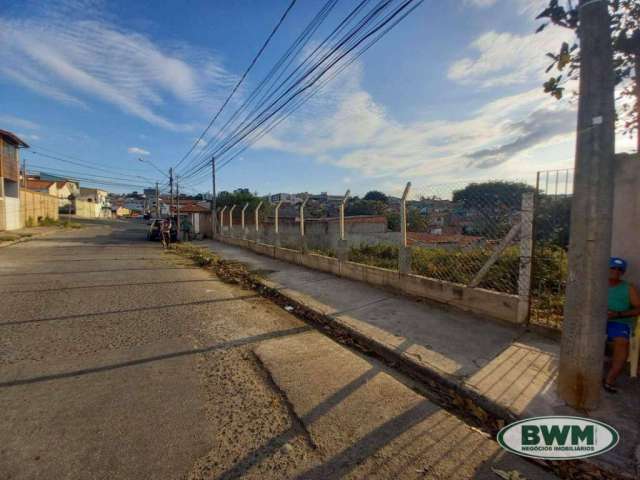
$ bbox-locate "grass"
[0,234,19,242]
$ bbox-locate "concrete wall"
[4,196,21,230]
[226,217,399,251]
[20,189,59,225]
[215,234,519,324]
[75,199,102,218]
[612,153,639,288]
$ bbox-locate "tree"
[385,211,401,232]
[363,190,388,203]
[453,181,534,239]
[536,0,640,147]
[345,199,386,216]
[452,181,534,210]
[407,207,428,232]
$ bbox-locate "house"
[0,130,29,230]
[407,232,485,250]
[270,192,303,204]
[56,181,80,212]
[113,206,131,217]
[175,203,212,238]
[79,188,110,213]
[26,179,58,197]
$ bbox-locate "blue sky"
[1,0,635,197]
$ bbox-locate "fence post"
[219,206,227,236]
[337,190,350,261]
[255,201,263,242]
[241,203,249,239]
[274,200,283,247]
[229,204,237,237]
[517,192,535,324]
[399,182,412,274]
[299,195,309,252]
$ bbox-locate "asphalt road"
[0,219,557,480]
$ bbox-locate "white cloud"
[0,114,40,131]
[0,2,236,131]
[255,62,577,186]
[128,147,150,155]
[464,0,548,15]
[448,28,573,88]
[464,0,498,7]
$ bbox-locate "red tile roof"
[174,203,210,213]
[26,179,55,191]
[407,233,484,246]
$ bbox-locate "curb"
[174,244,635,480]
[0,229,58,248]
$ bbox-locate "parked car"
[147,219,177,242]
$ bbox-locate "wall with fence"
[211,157,637,331]
[20,189,59,226]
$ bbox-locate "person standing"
[160,218,172,249]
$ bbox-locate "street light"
[138,157,169,178]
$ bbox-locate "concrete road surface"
[0,219,557,479]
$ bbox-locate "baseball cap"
[609,257,627,271]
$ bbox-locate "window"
[2,141,17,163]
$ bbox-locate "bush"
[349,243,398,270]
[39,217,58,226]
[25,217,35,228]
[348,242,568,297]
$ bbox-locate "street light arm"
[138,158,169,179]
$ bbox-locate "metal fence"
[529,169,573,330]
[406,180,531,295]
[215,172,573,330]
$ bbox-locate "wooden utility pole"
[558,0,616,409]
[211,156,217,237]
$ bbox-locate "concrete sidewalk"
[196,239,639,478]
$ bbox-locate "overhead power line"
[178,0,423,189]
[173,0,298,172]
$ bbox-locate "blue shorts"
[607,321,631,341]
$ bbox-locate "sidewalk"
[195,239,639,478]
[0,225,62,247]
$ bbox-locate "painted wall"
[20,189,59,225]
[611,153,640,288]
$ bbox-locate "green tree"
[385,212,401,232]
[536,0,639,142]
[452,181,534,210]
[453,181,534,239]
[363,190,388,203]
[345,199,386,216]
[407,207,427,232]
[535,195,572,248]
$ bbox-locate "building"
[269,193,303,204]
[26,178,58,197]
[175,203,212,239]
[78,187,111,217]
[0,130,29,230]
[79,187,109,206]
[56,181,80,212]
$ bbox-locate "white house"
[0,130,29,231]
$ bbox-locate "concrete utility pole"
[155,182,160,218]
[169,167,174,223]
[558,0,616,410]
[211,156,217,237]
[176,176,181,241]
